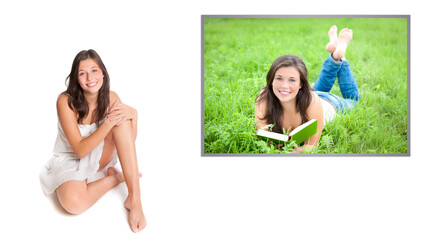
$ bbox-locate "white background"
[1,0,425,239]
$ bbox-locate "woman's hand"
[291,143,304,154]
[291,143,315,154]
[107,100,137,126]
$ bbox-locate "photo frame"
[202,15,410,156]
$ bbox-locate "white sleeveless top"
[319,97,337,124]
[39,120,117,195]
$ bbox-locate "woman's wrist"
[103,116,116,130]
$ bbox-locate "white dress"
[40,119,118,195]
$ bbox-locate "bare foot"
[124,196,147,232]
[108,167,144,232]
[326,25,338,53]
[332,28,353,61]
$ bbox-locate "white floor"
[43,184,135,233]
[31,171,151,239]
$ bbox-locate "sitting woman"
[255,26,361,153]
[40,49,146,232]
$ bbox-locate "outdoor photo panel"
[202,15,409,156]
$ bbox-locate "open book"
[256,119,318,145]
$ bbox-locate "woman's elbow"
[75,151,87,159]
[72,147,88,159]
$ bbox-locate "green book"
[256,119,318,145]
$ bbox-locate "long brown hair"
[62,49,110,125]
[256,55,312,133]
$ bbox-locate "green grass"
[203,17,408,154]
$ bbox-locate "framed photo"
[202,15,410,156]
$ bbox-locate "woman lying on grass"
[40,49,146,232]
[255,26,361,153]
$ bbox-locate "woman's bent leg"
[56,169,123,214]
[56,130,124,215]
[315,60,359,113]
[111,119,146,232]
[312,54,342,92]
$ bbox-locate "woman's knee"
[114,119,132,129]
[57,183,88,215]
[111,119,133,135]
[111,120,135,148]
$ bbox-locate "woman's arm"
[292,92,324,153]
[255,95,269,130]
[108,91,138,141]
[57,94,119,158]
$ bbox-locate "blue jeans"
[312,54,360,112]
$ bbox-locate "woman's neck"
[84,92,98,107]
[280,99,298,113]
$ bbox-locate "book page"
[289,119,317,136]
[257,130,289,141]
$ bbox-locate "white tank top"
[319,97,336,124]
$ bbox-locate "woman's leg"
[337,61,360,101]
[111,119,146,233]
[56,129,124,214]
[332,28,352,62]
[98,130,116,171]
[314,26,360,112]
[56,168,124,214]
[312,25,342,92]
[333,28,360,101]
[56,122,145,232]
[314,27,359,99]
[312,55,342,92]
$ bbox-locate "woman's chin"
[275,94,297,103]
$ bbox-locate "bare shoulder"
[57,93,68,103]
[255,91,268,130]
[56,93,79,127]
[57,93,71,111]
[110,90,119,101]
[306,91,323,119]
[109,90,122,105]
[255,94,267,117]
[307,91,322,108]
[255,88,267,112]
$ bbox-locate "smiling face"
[272,66,302,104]
[77,58,104,96]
